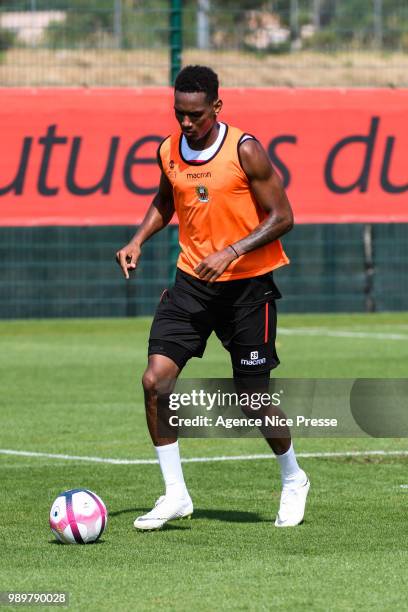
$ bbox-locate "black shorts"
[148,268,281,373]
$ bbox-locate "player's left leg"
[232,369,310,527]
[216,300,310,527]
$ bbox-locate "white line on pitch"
[1,448,408,465]
[278,328,408,341]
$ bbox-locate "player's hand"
[194,247,237,284]
[115,242,141,279]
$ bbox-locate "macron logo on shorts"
[241,351,266,366]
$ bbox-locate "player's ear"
[213,98,222,117]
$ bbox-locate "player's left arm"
[194,138,293,283]
[231,138,294,254]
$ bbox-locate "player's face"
[174,91,222,143]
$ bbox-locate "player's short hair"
[174,65,219,102]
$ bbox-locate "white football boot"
[134,493,193,531]
[275,471,310,527]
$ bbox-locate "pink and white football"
[49,488,108,544]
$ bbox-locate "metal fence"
[1,224,407,319]
[1,1,408,87]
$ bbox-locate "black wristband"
[229,244,239,259]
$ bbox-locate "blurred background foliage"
[0,1,407,53]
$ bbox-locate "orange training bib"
[159,124,289,281]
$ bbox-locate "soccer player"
[116,65,310,530]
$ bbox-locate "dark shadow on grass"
[48,539,106,545]
[136,523,192,532]
[193,509,267,523]
[110,507,266,523]
[109,507,149,518]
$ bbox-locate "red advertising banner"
[0,88,407,225]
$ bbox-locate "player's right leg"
[133,279,212,531]
[133,352,193,531]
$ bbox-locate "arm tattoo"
[232,214,290,257]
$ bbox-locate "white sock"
[275,443,306,487]
[155,441,188,498]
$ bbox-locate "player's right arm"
[115,170,175,279]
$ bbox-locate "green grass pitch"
[1,312,408,611]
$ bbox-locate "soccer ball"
[49,488,108,544]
